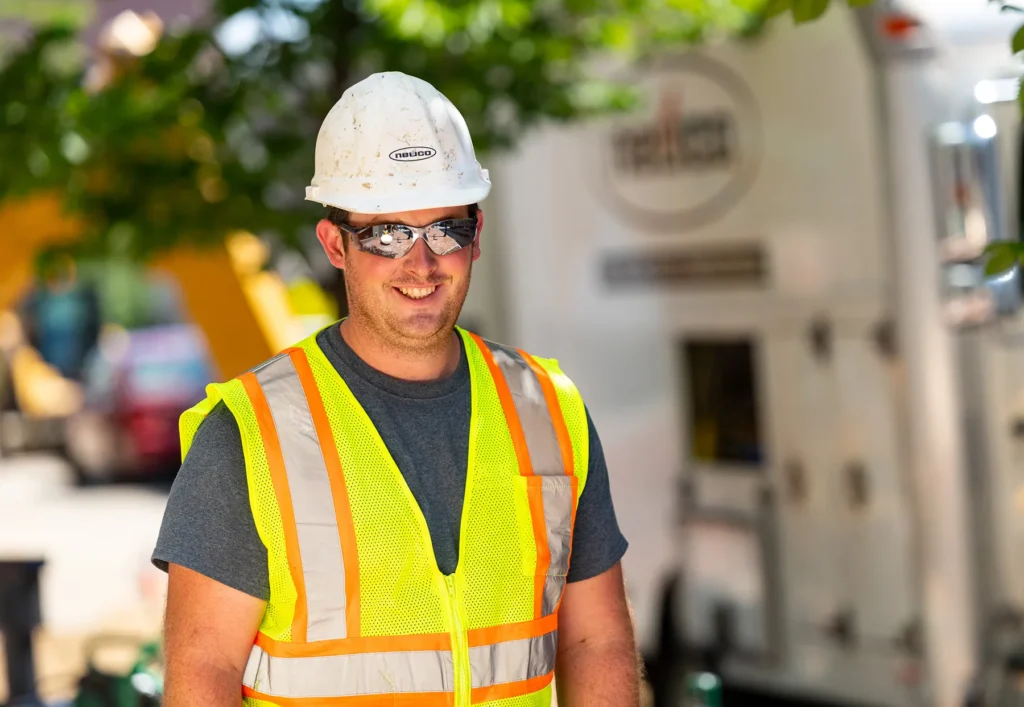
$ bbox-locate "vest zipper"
[444,574,471,707]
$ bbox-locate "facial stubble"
[343,247,474,358]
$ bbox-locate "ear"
[472,208,484,262]
[316,219,346,270]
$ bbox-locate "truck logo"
[600,54,762,231]
[390,147,437,162]
[612,98,736,173]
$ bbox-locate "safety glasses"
[337,217,478,259]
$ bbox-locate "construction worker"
[152,71,637,706]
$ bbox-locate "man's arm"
[163,564,267,707]
[554,562,641,707]
[154,401,271,706]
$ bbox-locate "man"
[20,253,101,381]
[153,71,637,706]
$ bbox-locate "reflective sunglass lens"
[348,218,476,258]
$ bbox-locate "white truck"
[467,1,1024,705]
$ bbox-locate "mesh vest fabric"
[178,327,589,706]
[180,368,298,641]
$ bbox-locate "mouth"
[394,284,441,301]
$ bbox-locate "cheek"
[348,252,397,284]
[441,249,474,275]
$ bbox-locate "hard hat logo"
[389,147,437,162]
[306,71,491,214]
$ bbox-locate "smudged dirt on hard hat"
[362,183,372,189]
[331,148,353,176]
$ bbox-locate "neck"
[339,318,461,382]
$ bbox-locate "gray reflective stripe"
[543,574,567,617]
[249,351,289,375]
[468,630,558,689]
[539,477,575,615]
[484,340,576,617]
[242,644,455,698]
[256,355,348,641]
[486,342,564,477]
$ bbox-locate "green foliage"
[0,0,876,262]
[0,26,79,197]
[763,0,871,23]
[1014,23,1024,54]
[790,0,830,24]
[985,241,1024,276]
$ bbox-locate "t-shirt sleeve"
[152,401,270,601]
[566,406,629,583]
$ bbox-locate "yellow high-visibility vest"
[178,326,590,706]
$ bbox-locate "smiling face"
[315,204,482,355]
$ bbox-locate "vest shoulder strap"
[524,353,590,493]
[461,330,590,494]
[179,384,226,462]
[178,328,325,462]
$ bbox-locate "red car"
[65,324,214,483]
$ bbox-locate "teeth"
[398,286,436,299]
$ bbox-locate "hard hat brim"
[306,182,491,215]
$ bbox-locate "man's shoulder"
[226,327,333,382]
[519,346,574,388]
[466,333,587,415]
[464,330,566,372]
[192,399,241,443]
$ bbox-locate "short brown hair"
[326,203,479,226]
[326,207,348,226]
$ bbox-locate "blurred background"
[5,0,1024,705]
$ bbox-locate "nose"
[402,238,438,278]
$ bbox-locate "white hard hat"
[305,71,491,214]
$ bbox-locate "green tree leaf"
[985,242,1022,276]
[763,0,792,17]
[792,0,831,23]
[1014,22,1024,53]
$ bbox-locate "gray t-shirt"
[152,325,627,599]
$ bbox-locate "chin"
[391,313,451,340]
